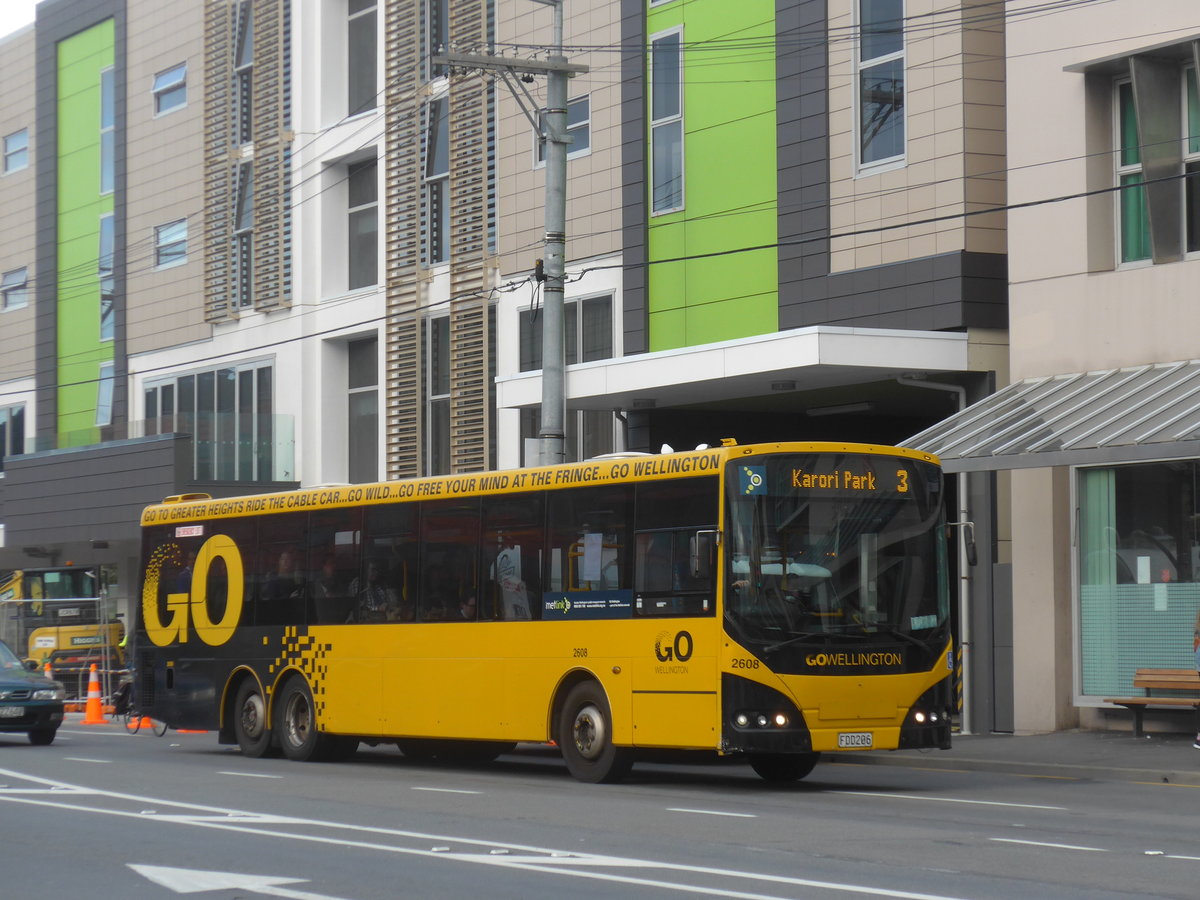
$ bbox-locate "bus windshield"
[725,452,948,649]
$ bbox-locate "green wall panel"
[56,19,114,443]
[646,0,778,351]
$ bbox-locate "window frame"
[423,94,450,266]
[855,0,906,173]
[100,66,115,195]
[1,267,28,311]
[152,62,188,116]
[154,218,188,269]
[347,0,378,116]
[649,27,684,215]
[2,128,29,174]
[99,214,114,340]
[96,362,115,428]
[0,404,26,472]
[534,95,592,167]
[347,157,379,290]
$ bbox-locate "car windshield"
[0,640,24,670]
[725,453,949,648]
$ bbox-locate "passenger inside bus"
[347,562,398,623]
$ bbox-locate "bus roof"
[140,441,939,526]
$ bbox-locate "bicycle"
[113,678,168,736]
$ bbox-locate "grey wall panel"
[2,435,183,546]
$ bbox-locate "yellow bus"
[135,440,954,783]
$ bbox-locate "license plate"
[837,731,873,749]
[0,706,23,718]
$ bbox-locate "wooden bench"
[1104,668,1200,737]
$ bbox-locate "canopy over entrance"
[907,360,1200,473]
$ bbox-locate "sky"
[0,0,36,41]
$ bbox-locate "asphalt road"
[1,717,1196,899]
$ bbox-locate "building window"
[650,29,683,214]
[1078,461,1200,698]
[100,66,115,194]
[1,267,28,311]
[519,408,614,466]
[857,0,905,168]
[348,337,378,483]
[427,316,450,475]
[144,361,276,482]
[424,97,449,265]
[535,96,591,165]
[1115,68,1200,264]
[235,0,253,145]
[153,63,187,115]
[96,362,114,428]
[426,0,448,80]
[155,218,188,268]
[518,295,614,373]
[348,158,378,289]
[0,404,25,472]
[99,215,114,340]
[233,162,254,306]
[348,0,377,115]
[3,129,28,173]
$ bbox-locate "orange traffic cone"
[81,664,109,725]
[43,660,51,679]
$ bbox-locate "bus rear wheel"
[234,680,275,758]
[748,752,819,783]
[276,677,347,762]
[557,682,632,784]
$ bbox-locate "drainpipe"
[613,409,628,453]
[896,375,974,735]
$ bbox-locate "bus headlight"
[735,713,749,727]
[914,711,927,724]
[773,713,788,727]
[756,715,769,728]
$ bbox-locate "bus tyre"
[557,682,632,784]
[28,728,56,746]
[234,680,274,758]
[749,752,819,783]
[276,677,340,762]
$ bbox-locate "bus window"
[363,503,417,623]
[309,508,362,625]
[255,513,308,626]
[634,529,714,617]
[546,485,632,593]
[480,494,543,621]
[419,499,481,622]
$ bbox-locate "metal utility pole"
[434,0,585,467]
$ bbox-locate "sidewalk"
[842,729,1200,785]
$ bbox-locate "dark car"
[0,638,65,745]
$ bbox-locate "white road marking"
[219,771,285,779]
[412,787,481,795]
[668,807,756,819]
[63,757,110,763]
[831,790,1066,810]
[990,838,1107,852]
[0,766,971,900]
[130,864,349,899]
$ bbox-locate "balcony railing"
[17,414,296,484]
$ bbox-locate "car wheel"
[28,728,56,746]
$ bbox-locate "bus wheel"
[557,682,632,784]
[276,678,340,762]
[233,680,274,758]
[749,752,819,783]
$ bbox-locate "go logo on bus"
[143,535,244,647]
[654,630,693,663]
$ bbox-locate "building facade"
[2,0,1015,735]
[915,0,1200,734]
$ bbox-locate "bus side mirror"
[690,531,717,580]
[948,521,978,567]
